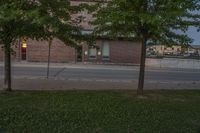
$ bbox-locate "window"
[89,48,97,58]
[102,41,110,59]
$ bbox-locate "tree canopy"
[92,0,200,45]
[0,0,83,47]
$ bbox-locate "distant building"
[186,45,200,56]
[147,45,182,56]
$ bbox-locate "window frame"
[89,47,97,59]
[101,41,110,60]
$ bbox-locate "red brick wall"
[12,41,21,61]
[27,38,76,63]
[0,42,21,62]
[110,40,141,64]
[82,42,90,61]
[1,39,141,64]
[82,40,141,64]
[71,1,95,30]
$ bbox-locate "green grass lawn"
[0,90,200,133]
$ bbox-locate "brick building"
[0,39,76,63]
[0,0,141,64]
[82,40,141,64]
[0,39,141,64]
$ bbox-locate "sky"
[187,27,200,45]
[187,9,200,45]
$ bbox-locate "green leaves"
[92,0,200,45]
[0,0,83,48]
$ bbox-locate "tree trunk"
[137,38,147,95]
[4,43,12,91]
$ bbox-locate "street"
[0,64,200,90]
[1,65,200,82]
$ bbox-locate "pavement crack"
[53,68,66,77]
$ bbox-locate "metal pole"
[18,38,21,62]
[75,48,77,64]
[47,39,52,79]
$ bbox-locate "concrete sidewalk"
[1,78,200,91]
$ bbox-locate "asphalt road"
[0,66,200,82]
